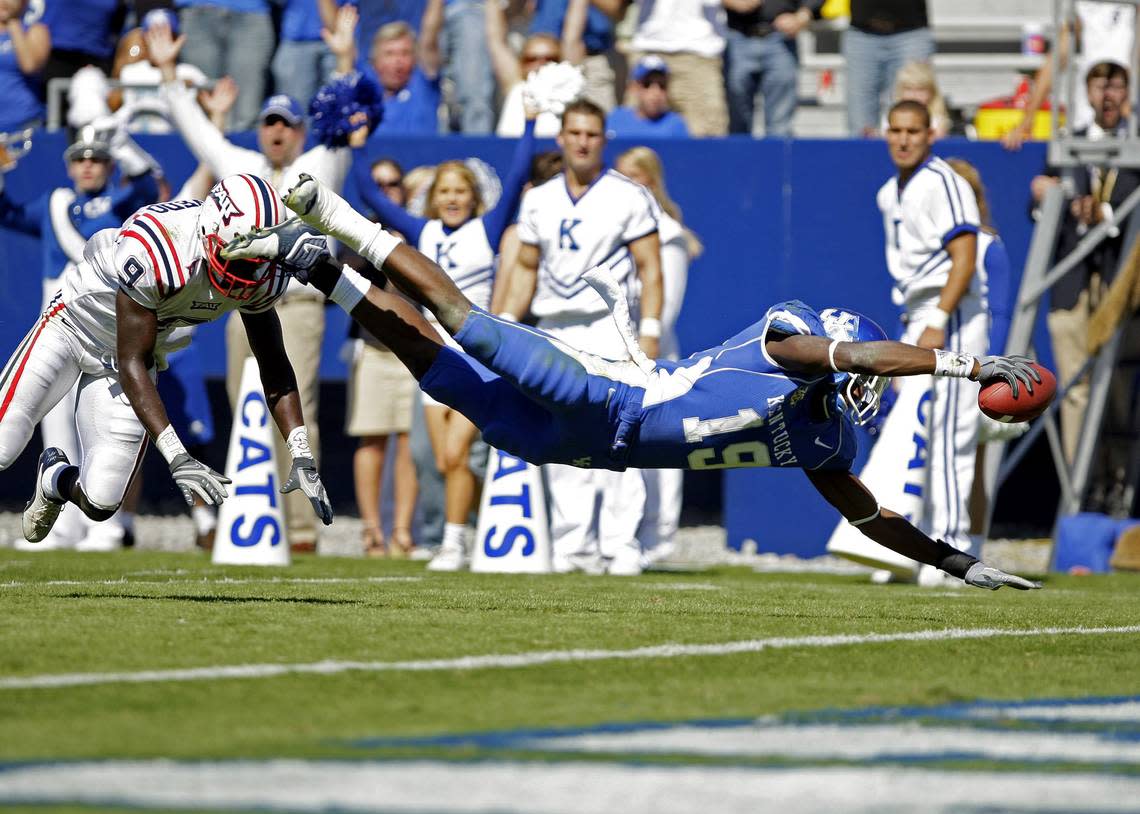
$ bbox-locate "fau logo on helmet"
[209,187,245,227]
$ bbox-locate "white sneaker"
[607,549,643,577]
[426,541,468,572]
[75,524,125,552]
[22,447,68,543]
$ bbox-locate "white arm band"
[155,424,189,465]
[286,426,314,459]
[359,227,402,270]
[933,349,977,378]
[329,264,371,313]
[849,506,880,527]
[923,308,950,330]
[827,340,841,373]
[639,317,662,339]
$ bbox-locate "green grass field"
[2,549,1139,812]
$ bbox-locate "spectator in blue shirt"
[41,0,123,80]
[319,0,426,71]
[366,18,441,137]
[0,0,50,132]
[175,0,275,129]
[605,56,689,139]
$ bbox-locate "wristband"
[849,506,880,527]
[639,317,662,339]
[923,308,950,331]
[933,349,976,378]
[495,312,518,322]
[827,340,841,373]
[286,426,314,460]
[155,424,188,465]
[329,265,370,312]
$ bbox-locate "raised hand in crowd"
[145,17,184,83]
[199,76,238,129]
[322,3,358,76]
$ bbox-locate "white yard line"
[1,761,1139,814]
[0,576,422,588]
[2,624,1138,690]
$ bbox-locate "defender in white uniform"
[501,99,663,575]
[875,100,987,563]
[0,174,333,543]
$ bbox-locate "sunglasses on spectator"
[261,115,300,128]
[375,177,403,189]
[639,77,668,89]
[522,51,558,65]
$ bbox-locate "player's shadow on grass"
[59,592,360,605]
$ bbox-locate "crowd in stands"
[0,0,980,141]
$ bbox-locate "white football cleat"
[283,172,343,230]
[22,447,68,543]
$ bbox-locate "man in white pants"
[875,99,987,579]
[499,98,664,575]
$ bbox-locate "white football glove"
[978,412,1030,443]
[523,61,585,116]
[223,218,331,283]
[281,456,333,525]
[963,562,1041,591]
[169,452,231,507]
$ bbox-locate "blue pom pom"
[308,72,385,148]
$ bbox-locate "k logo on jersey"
[209,188,245,227]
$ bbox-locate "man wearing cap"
[605,56,689,139]
[723,0,820,137]
[0,127,160,550]
[148,20,359,552]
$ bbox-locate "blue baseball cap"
[631,55,669,84]
[142,8,179,36]
[259,94,305,126]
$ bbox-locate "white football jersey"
[418,217,494,314]
[517,170,660,319]
[58,199,288,368]
[876,156,983,310]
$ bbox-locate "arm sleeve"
[352,155,427,243]
[660,239,689,335]
[515,188,540,245]
[622,183,660,244]
[983,238,1013,355]
[925,170,980,246]
[160,80,262,179]
[481,118,536,247]
[114,173,160,220]
[0,189,43,235]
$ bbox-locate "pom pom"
[309,72,385,148]
[523,61,584,117]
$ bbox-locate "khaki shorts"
[345,341,416,437]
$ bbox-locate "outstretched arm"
[806,468,1039,589]
[352,156,427,242]
[766,334,1042,395]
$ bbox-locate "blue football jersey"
[632,300,858,472]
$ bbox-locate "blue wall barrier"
[0,133,1049,553]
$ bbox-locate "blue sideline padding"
[1054,513,1126,573]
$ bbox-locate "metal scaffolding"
[984,0,1140,562]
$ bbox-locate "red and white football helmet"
[197,173,286,300]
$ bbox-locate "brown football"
[978,362,1056,423]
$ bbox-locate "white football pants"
[537,313,647,573]
[900,296,987,553]
[0,304,147,513]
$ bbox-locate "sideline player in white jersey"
[0,173,333,543]
[499,98,663,576]
[874,99,987,573]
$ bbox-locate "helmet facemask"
[196,174,287,301]
[202,231,274,301]
[840,373,889,426]
[819,307,892,427]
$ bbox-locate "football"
[978,362,1057,423]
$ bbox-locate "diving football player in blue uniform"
[224,174,1043,591]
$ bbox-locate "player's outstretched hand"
[972,355,1041,398]
[169,452,231,507]
[963,562,1041,591]
[281,456,334,525]
[222,218,329,283]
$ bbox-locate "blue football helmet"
[819,307,890,426]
